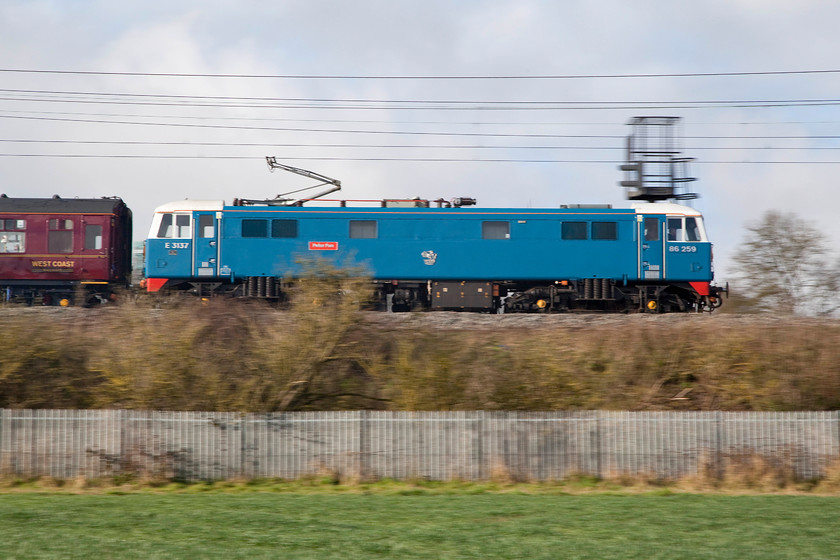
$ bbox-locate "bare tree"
[732,210,840,315]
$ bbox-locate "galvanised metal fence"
[0,410,838,482]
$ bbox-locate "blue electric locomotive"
[143,197,722,312]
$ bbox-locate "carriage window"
[644,217,660,241]
[242,219,268,238]
[272,219,298,238]
[0,219,26,252]
[48,219,73,230]
[84,224,102,250]
[198,214,215,238]
[2,219,25,230]
[592,221,617,240]
[48,218,73,253]
[350,220,377,239]
[0,232,24,253]
[561,222,587,240]
[667,217,683,241]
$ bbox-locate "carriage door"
[193,211,220,278]
[638,215,664,280]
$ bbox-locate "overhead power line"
[4,113,840,142]
[1,68,840,80]
[1,154,840,164]
[0,139,838,151]
[0,113,626,138]
[3,92,840,110]
[4,87,840,107]
[2,108,840,129]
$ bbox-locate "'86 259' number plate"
[668,245,697,253]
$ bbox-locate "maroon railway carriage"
[0,195,132,305]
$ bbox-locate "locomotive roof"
[0,196,126,214]
[151,199,703,217]
[153,200,225,212]
[630,202,702,216]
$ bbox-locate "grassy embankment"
[0,487,838,559]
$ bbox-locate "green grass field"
[0,490,837,559]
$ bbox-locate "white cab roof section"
[152,200,225,213]
[630,202,702,216]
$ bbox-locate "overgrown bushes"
[2,294,840,411]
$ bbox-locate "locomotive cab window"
[561,222,587,240]
[350,220,377,239]
[48,218,73,253]
[667,217,707,242]
[155,213,192,239]
[667,218,683,241]
[482,221,510,240]
[685,217,702,241]
[591,221,618,240]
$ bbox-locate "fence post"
[476,411,485,481]
[238,413,246,479]
[593,412,602,479]
[837,411,840,466]
[715,411,723,480]
[359,410,369,480]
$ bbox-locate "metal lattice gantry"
[620,116,699,202]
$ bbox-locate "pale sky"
[3,0,840,286]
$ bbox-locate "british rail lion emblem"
[421,250,437,265]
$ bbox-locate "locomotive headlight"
[536,299,547,309]
[647,300,657,310]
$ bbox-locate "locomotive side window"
[644,217,660,241]
[48,218,73,253]
[350,220,377,239]
[272,219,298,238]
[242,219,268,238]
[482,221,510,240]
[84,224,103,250]
[198,214,215,238]
[561,222,587,240]
[591,221,617,240]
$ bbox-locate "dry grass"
[5,457,840,495]
[2,294,840,412]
